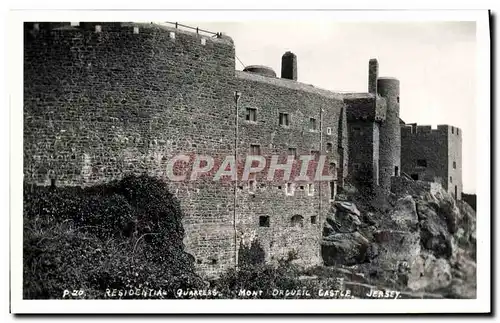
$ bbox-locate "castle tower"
[281,51,297,81]
[377,77,401,190]
[368,58,379,94]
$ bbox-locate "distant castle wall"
[400,124,462,199]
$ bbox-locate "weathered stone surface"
[324,208,362,234]
[322,232,370,266]
[389,195,418,231]
[408,252,452,291]
[373,229,421,270]
[334,201,361,217]
[23,22,352,276]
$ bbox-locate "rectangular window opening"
[311,216,317,224]
[279,112,290,126]
[250,144,261,156]
[259,216,270,227]
[416,159,427,167]
[288,147,297,157]
[246,108,257,122]
[249,180,257,194]
[309,118,317,131]
[307,183,315,196]
[286,183,295,196]
[330,181,336,200]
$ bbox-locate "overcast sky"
[187,21,477,193]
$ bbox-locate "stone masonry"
[23,22,463,277]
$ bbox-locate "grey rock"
[389,195,419,231]
[334,201,361,216]
[322,232,370,266]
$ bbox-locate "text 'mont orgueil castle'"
[23,22,463,276]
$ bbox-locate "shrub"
[23,175,203,299]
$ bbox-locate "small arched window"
[291,215,304,228]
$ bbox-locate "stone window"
[326,127,332,135]
[246,108,257,122]
[259,216,270,227]
[450,176,453,183]
[352,126,363,136]
[311,150,320,160]
[397,96,400,103]
[307,183,315,196]
[411,173,419,180]
[285,182,295,196]
[330,181,336,200]
[288,147,297,157]
[416,159,427,167]
[291,215,304,227]
[453,161,456,169]
[311,216,317,224]
[248,179,257,194]
[309,118,317,131]
[395,166,399,176]
[451,127,454,134]
[457,129,460,135]
[326,142,333,152]
[279,112,290,126]
[250,144,261,155]
[330,162,337,177]
[210,259,218,265]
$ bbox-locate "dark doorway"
[411,174,419,180]
[394,166,399,176]
[454,185,458,200]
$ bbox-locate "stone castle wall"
[400,124,462,200]
[23,22,347,276]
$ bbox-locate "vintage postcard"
[9,9,491,314]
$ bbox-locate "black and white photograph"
[7,7,491,315]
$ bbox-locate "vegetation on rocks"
[23,175,203,299]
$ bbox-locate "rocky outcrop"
[321,185,476,299]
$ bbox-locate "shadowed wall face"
[23,23,348,276]
[281,51,297,81]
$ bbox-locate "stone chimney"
[281,51,297,81]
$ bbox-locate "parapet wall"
[401,124,462,138]
[24,22,237,276]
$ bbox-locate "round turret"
[377,77,401,190]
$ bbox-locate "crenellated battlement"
[401,123,462,138]
[25,22,234,47]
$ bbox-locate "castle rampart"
[24,22,348,276]
[400,124,462,199]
